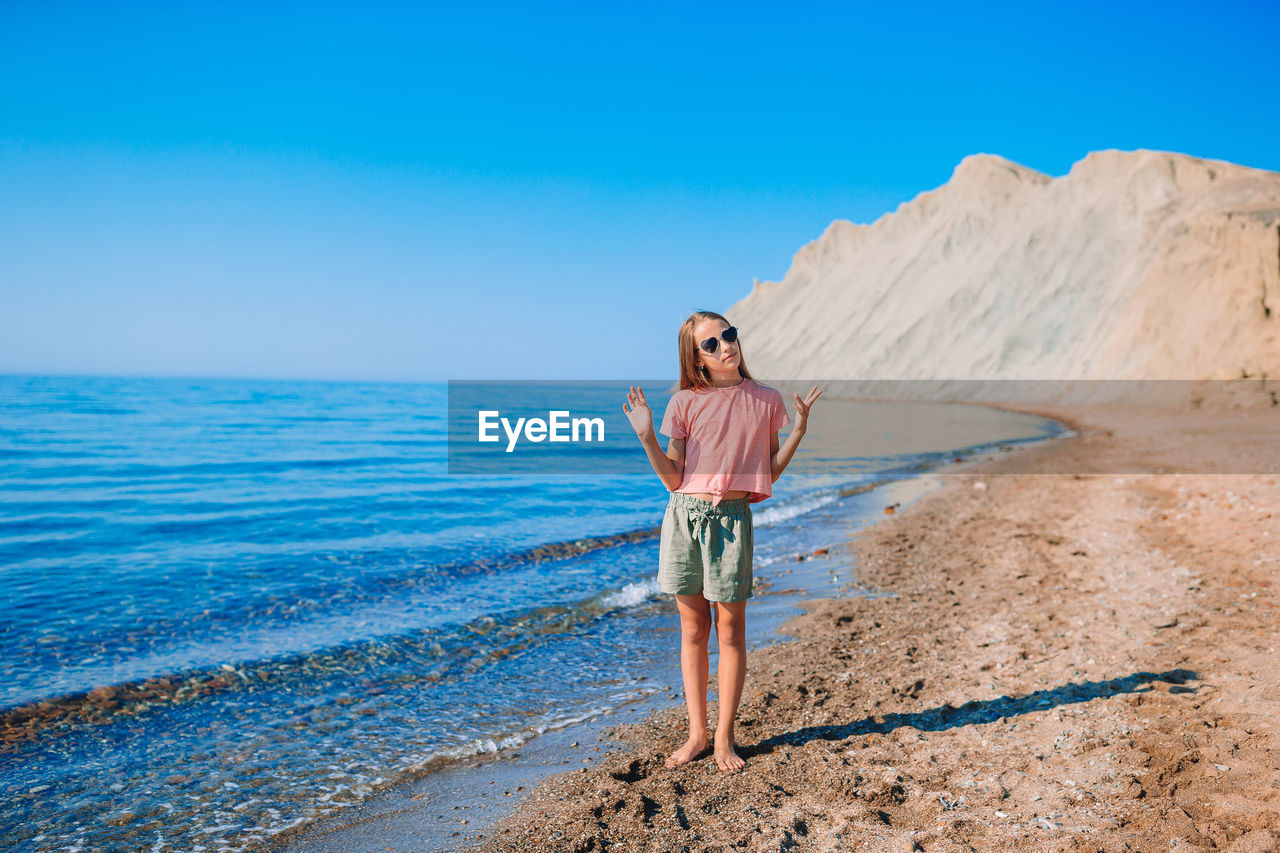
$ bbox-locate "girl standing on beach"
[624,310,821,772]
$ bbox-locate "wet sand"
[468,401,1280,852]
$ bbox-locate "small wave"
[534,702,627,734]
[754,489,841,526]
[417,732,528,764]
[397,701,621,775]
[598,577,661,610]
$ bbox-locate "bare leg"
[712,600,747,771]
[665,593,712,768]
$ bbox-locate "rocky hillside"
[731,149,1280,406]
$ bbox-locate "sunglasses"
[698,326,739,354]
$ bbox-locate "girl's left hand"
[791,385,823,433]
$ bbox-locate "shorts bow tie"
[686,507,721,532]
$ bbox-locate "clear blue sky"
[2,1,1277,381]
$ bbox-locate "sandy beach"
[462,401,1280,852]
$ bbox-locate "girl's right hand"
[623,386,655,440]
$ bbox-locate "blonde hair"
[677,310,754,391]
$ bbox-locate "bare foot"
[664,734,707,768]
[714,739,746,772]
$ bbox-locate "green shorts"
[657,492,754,603]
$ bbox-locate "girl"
[623,310,821,772]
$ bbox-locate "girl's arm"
[640,433,684,492]
[625,386,684,491]
[771,385,823,482]
[770,427,804,482]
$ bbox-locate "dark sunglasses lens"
[722,327,738,343]
[700,338,718,354]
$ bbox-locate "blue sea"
[0,375,1068,852]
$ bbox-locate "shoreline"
[465,400,1279,851]
[265,456,972,852]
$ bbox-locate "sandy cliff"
[730,149,1280,406]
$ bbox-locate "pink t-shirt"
[659,377,791,506]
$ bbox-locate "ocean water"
[0,375,1067,852]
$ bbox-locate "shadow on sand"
[746,668,1198,755]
